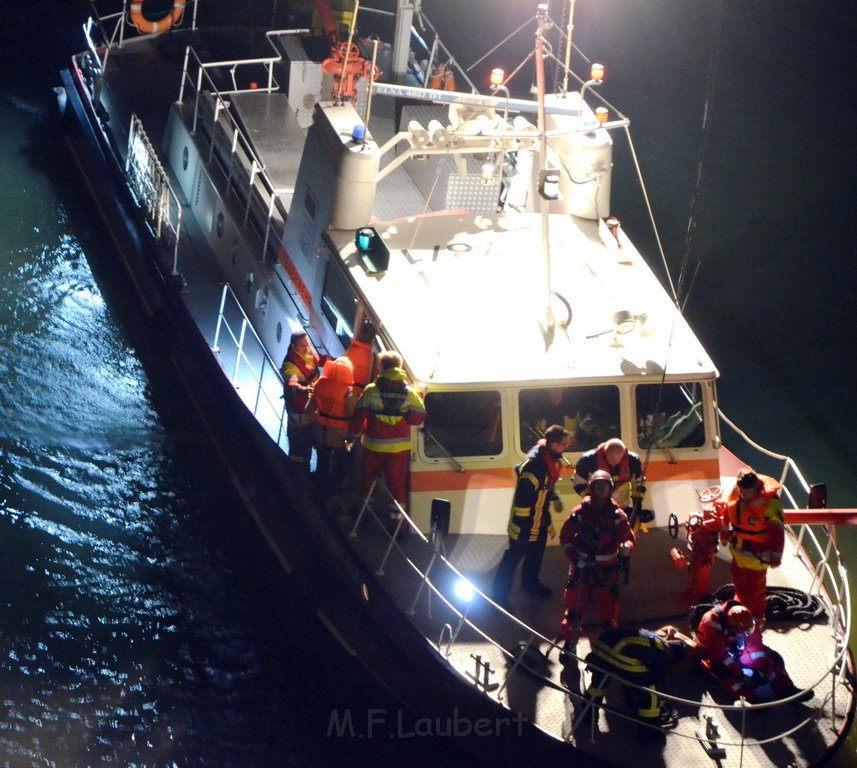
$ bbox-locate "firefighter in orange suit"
[348,351,425,532]
[717,468,785,624]
[560,470,635,648]
[312,356,358,495]
[694,600,812,704]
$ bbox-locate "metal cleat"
[695,714,727,760]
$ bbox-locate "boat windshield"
[636,382,706,449]
[518,385,620,453]
[423,390,503,458]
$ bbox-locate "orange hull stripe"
[410,458,722,493]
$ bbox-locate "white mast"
[535,4,555,340]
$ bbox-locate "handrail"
[126,113,182,274]
[211,283,287,447]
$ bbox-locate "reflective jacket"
[721,475,785,570]
[281,346,320,416]
[560,496,635,570]
[349,367,425,454]
[507,440,563,542]
[589,627,672,682]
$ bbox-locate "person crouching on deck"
[694,599,812,704]
[348,351,425,534]
[560,470,635,651]
[490,425,572,608]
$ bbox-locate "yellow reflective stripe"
[591,638,649,674]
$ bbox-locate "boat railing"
[347,454,851,751]
[211,283,288,449]
[177,43,294,269]
[126,114,183,274]
[718,406,852,684]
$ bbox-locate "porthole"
[276,322,282,343]
[216,211,224,238]
[182,145,188,171]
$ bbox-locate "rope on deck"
[688,584,828,629]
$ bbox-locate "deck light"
[454,578,475,604]
[595,107,608,124]
[590,63,605,82]
[489,68,505,87]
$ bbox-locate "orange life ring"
[129,0,186,34]
[429,64,456,92]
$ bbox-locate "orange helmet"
[725,604,755,634]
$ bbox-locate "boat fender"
[129,0,186,35]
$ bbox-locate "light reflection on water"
[0,119,294,763]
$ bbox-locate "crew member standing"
[560,470,635,649]
[573,437,645,511]
[312,356,358,495]
[281,330,323,470]
[491,425,571,607]
[348,351,425,533]
[343,318,377,394]
[716,468,785,625]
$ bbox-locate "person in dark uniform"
[578,626,689,743]
[491,425,571,607]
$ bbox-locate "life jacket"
[725,475,781,544]
[343,337,374,391]
[595,443,633,485]
[281,346,319,415]
[314,358,355,432]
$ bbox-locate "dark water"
[1,1,855,766]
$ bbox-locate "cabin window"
[320,261,357,348]
[423,391,503,459]
[518,386,619,453]
[636,382,705,449]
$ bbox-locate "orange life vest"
[343,337,374,391]
[314,358,355,432]
[725,475,781,544]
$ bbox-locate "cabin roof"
[330,211,718,387]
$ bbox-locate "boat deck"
[336,501,853,767]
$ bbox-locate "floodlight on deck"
[454,578,475,604]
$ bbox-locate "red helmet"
[725,605,755,634]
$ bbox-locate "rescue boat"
[58,1,855,766]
